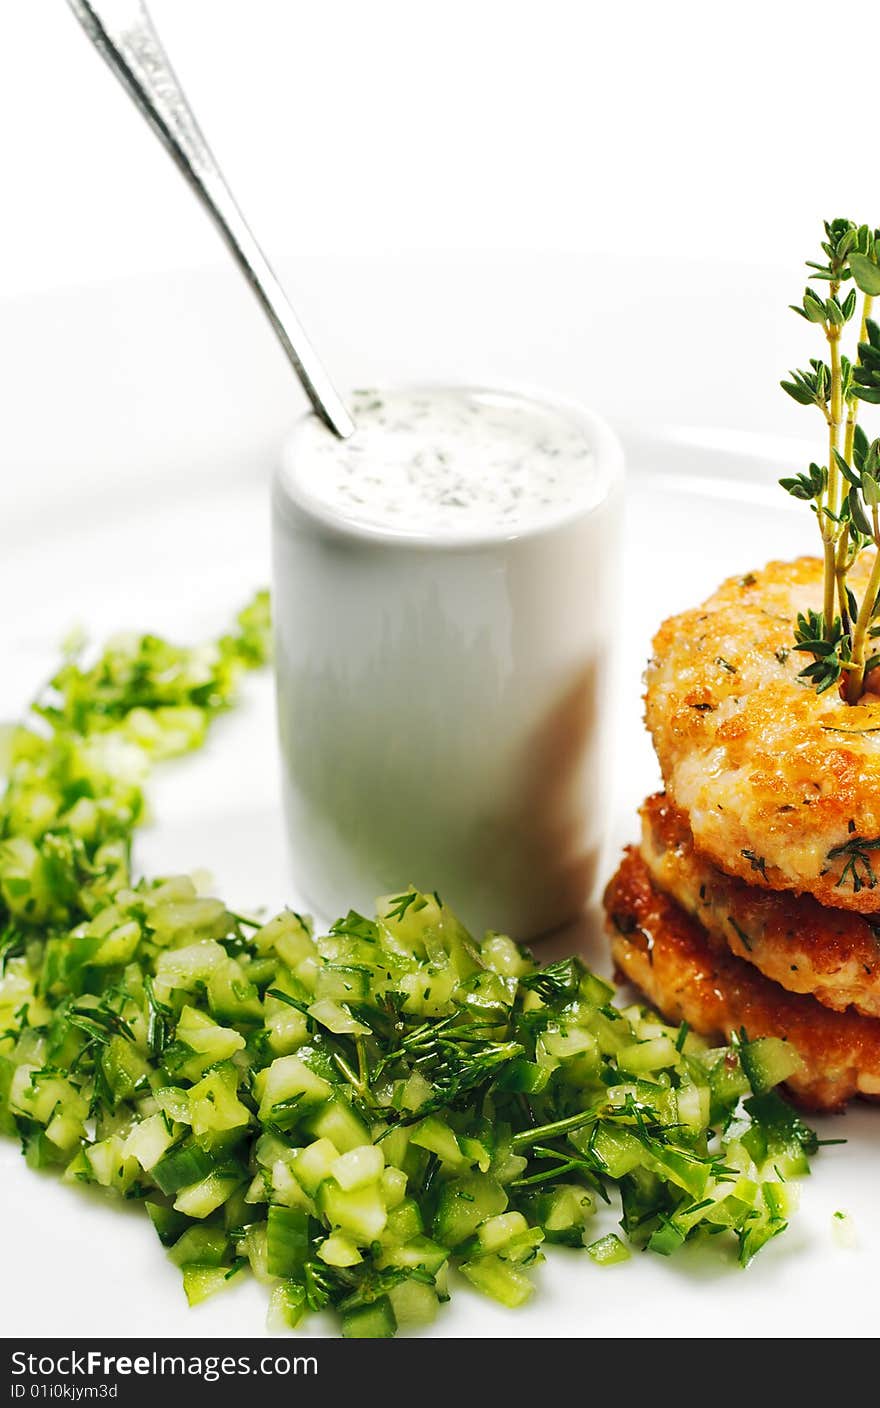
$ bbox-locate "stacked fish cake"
[604,554,880,1111]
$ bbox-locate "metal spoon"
[66,0,355,439]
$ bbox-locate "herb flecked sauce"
[290,387,596,536]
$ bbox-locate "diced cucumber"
[543,1026,598,1061]
[266,1205,309,1278]
[739,1036,803,1096]
[206,958,262,1023]
[222,1185,251,1232]
[244,1172,269,1205]
[376,1234,449,1275]
[331,1144,384,1191]
[45,1109,86,1153]
[488,1142,528,1186]
[388,1278,439,1327]
[291,1138,340,1197]
[9,1065,87,1126]
[527,1184,595,1246]
[618,1036,680,1074]
[101,1035,151,1102]
[267,1280,308,1331]
[477,1212,529,1253]
[306,1092,370,1152]
[173,1167,244,1219]
[648,1217,687,1257]
[702,1178,760,1229]
[125,1112,176,1170]
[254,1055,333,1128]
[156,941,227,993]
[709,1049,751,1117]
[586,1233,631,1265]
[307,999,371,1036]
[400,1070,433,1112]
[155,1087,191,1125]
[381,1165,407,1208]
[233,1223,269,1284]
[676,1081,711,1132]
[460,1254,533,1308]
[181,1264,234,1306]
[741,1091,816,1176]
[455,970,517,1019]
[146,1200,190,1247]
[459,1135,492,1172]
[762,1180,799,1220]
[648,1146,709,1199]
[379,1126,410,1170]
[737,1213,787,1267]
[149,898,228,943]
[578,970,616,1007]
[168,1224,229,1268]
[433,1175,507,1246]
[269,1159,315,1212]
[152,1139,218,1196]
[84,1136,140,1193]
[410,1115,466,1167]
[189,1067,251,1141]
[254,911,316,969]
[341,1296,397,1339]
[315,964,372,1003]
[265,1002,309,1056]
[91,920,141,967]
[397,966,458,1016]
[499,1227,545,1266]
[493,1050,545,1093]
[319,1180,387,1244]
[176,1005,245,1060]
[587,1123,644,1179]
[318,1232,363,1267]
[382,1197,424,1245]
[479,933,532,978]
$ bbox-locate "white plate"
[0,256,874,1339]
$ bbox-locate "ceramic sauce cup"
[272,384,623,939]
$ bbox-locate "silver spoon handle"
[67,0,354,439]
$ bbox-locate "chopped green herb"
[741,850,769,880]
[827,834,880,892]
[728,917,755,952]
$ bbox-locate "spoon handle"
[67,0,355,439]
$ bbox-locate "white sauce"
[288,387,596,537]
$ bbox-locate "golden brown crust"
[603,847,880,1110]
[644,553,880,912]
[639,792,880,1018]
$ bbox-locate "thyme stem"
[844,291,873,472]
[824,327,845,638]
[846,545,880,701]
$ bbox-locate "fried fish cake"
[645,553,880,912]
[640,792,880,1018]
[603,846,880,1110]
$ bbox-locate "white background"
[3,0,880,298]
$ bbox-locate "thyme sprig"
[780,219,880,700]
